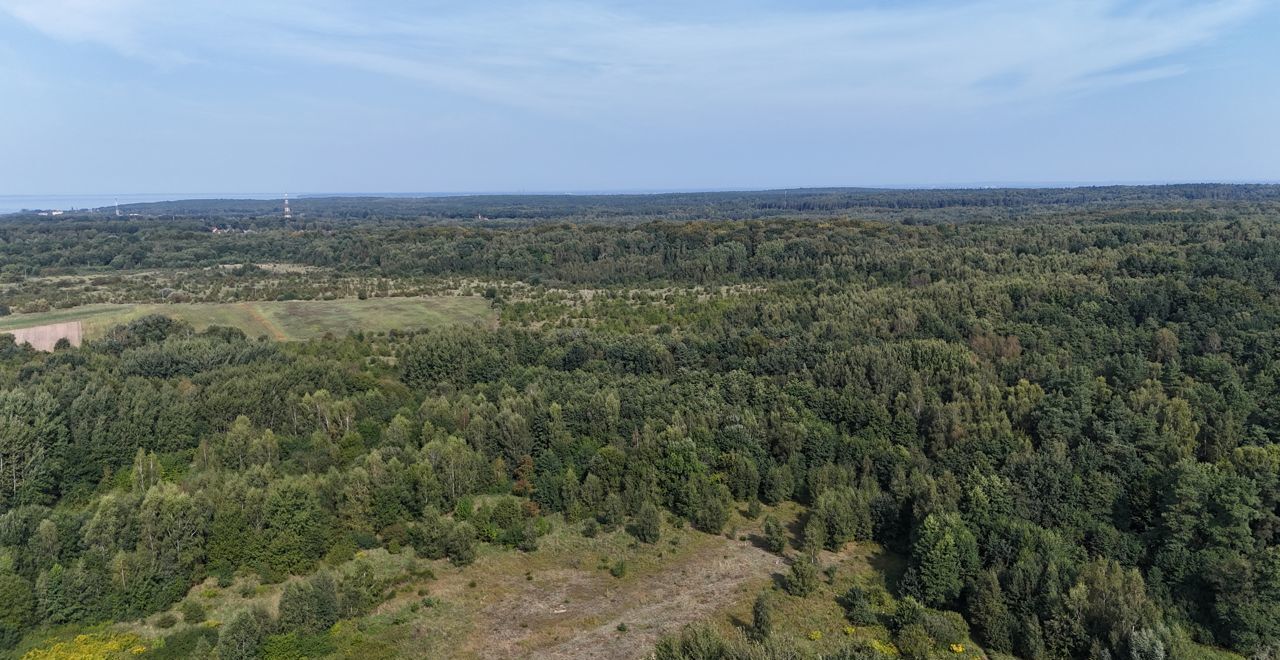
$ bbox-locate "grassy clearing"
[20,505,1003,660]
[0,296,495,342]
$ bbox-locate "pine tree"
[763,515,787,554]
[751,591,773,640]
[784,554,819,597]
[968,569,1012,653]
[841,585,876,626]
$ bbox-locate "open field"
[0,296,495,345]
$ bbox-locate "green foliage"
[840,585,876,626]
[762,516,787,554]
[3,192,1280,656]
[0,573,34,629]
[262,631,336,660]
[633,501,661,544]
[654,623,726,660]
[966,569,1011,653]
[904,512,978,607]
[784,554,820,597]
[277,571,339,635]
[218,607,270,660]
[894,623,933,660]
[750,591,773,641]
[142,627,217,660]
[180,598,206,625]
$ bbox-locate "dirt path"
[457,536,785,659]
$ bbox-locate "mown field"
[0,296,495,343]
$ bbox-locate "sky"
[1,0,1278,194]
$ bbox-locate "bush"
[763,516,787,554]
[784,555,820,597]
[145,628,218,660]
[263,631,335,659]
[841,586,876,626]
[181,599,207,624]
[751,591,773,641]
[155,612,178,629]
[655,624,726,660]
[923,611,968,646]
[891,596,925,632]
[632,502,661,544]
[218,608,270,660]
[895,623,934,660]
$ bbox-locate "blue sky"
[1,0,1277,194]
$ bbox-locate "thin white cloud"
[0,0,1264,116]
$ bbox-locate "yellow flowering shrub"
[870,639,900,656]
[22,633,144,660]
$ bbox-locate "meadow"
[0,296,495,345]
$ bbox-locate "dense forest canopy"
[1,185,1279,659]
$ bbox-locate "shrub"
[923,611,968,646]
[155,613,178,629]
[632,501,661,544]
[181,599,207,624]
[841,586,876,626]
[751,591,773,641]
[763,516,787,554]
[895,624,933,660]
[891,596,926,632]
[784,555,820,597]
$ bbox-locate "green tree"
[0,573,34,629]
[906,512,978,607]
[751,591,773,641]
[840,585,876,626]
[447,521,477,566]
[218,608,268,660]
[633,501,661,544]
[763,515,787,554]
[600,493,625,531]
[784,554,819,597]
[967,569,1012,653]
[181,598,206,624]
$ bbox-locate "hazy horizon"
[9,179,1280,214]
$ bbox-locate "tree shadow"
[743,532,773,552]
[785,517,806,551]
[868,546,907,595]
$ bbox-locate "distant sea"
[0,193,284,215]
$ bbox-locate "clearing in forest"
[0,296,495,346]
[335,504,910,659]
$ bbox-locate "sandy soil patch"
[4,320,82,351]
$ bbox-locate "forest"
[2,186,1280,659]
